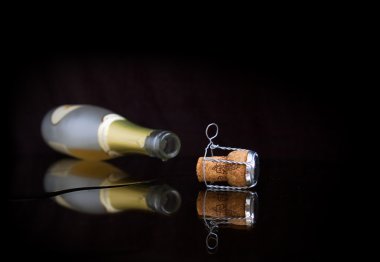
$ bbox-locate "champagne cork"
[196,150,253,187]
[196,156,228,183]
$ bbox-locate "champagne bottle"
[44,159,182,215]
[41,105,181,161]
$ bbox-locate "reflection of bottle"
[44,159,181,215]
[197,190,257,229]
[41,105,181,161]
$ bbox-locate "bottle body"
[41,105,180,161]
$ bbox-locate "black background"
[5,23,351,260]
[7,40,349,161]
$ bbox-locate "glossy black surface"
[6,154,342,261]
[5,46,348,260]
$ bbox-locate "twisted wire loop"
[202,190,219,252]
[202,123,254,190]
[205,222,219,253]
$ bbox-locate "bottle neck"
[105,118,152,156]
[104,118,181,161]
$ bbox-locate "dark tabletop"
[6,154,343,261]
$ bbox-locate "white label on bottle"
[98,113,125,156]
[51,105,82,124]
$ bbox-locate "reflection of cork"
[226,191,246,217]
[197,191,249,228]
[197,191,246,218]
[196,150,248,187]
[197,190,228,217]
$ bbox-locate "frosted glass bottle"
[44,159,182,215]
[41,105,181,161]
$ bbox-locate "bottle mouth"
[145,130,181,161]
[159,132,181,159]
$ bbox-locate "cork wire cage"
[199,123,260,190]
